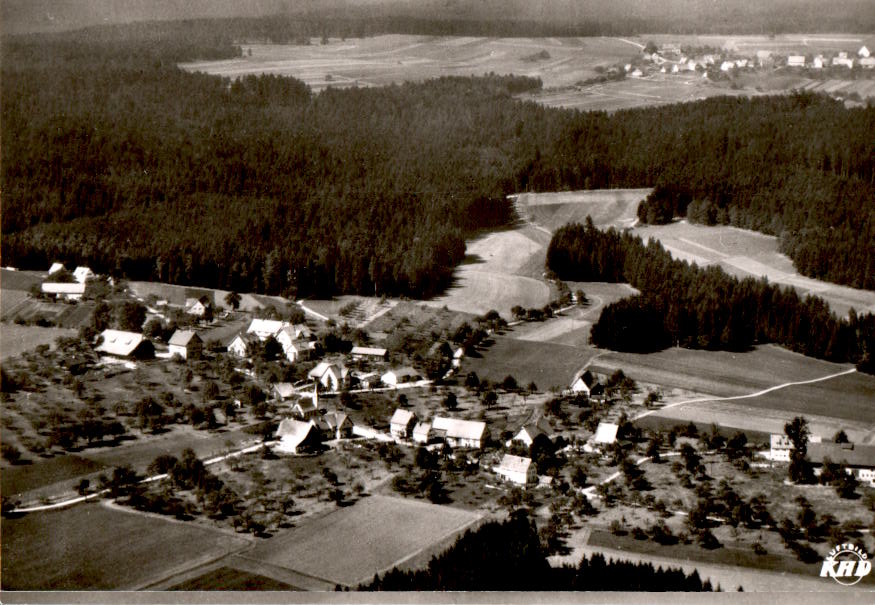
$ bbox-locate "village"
[3,260,874,589]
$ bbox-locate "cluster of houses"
[228,318,317,363]
[389,409,488,449]
[40,263,96,300]
[784,46,874,70]
[765,434,875,487]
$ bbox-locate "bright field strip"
[0,323,78,360]
[632,221,875,317]
[243,494,481,587]
[1,501,249,590]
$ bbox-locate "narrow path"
[611,37,646,50]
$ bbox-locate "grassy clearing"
[168,566,298,590]
[1,455,106,497]
[245,494,480,586]
[0,269,44,291]
[517,188,651,231]
[1,501,249,590]
[465,336,595,391]
[632,221,875,317]
[0,323,77,359]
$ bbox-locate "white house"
[350,346,388,361]
[813,55,824,69]
[167,330,202,359]
[720,61,734,72]
[48,262,65,275]
[859,45,871,58]
[318,412,353,440]
[630,68,643,78]
[808,443,875,487]
[593,422,619,445]
[389,408,417,440]
[787,55,806,67]
[95,329,155,359]
[495,454,536,486]
[735,59,748,68]
[41,282,86,301]
[227,332,259,358]
[570,376,590,395]
[272,382,296,401]
[292,395,320,420]
[381,367,421,387]
[73,266,95,283]
[432,416,488,449]
[510,418,553,448]
[413,421,432,444]
[767,434,794,461]
[246,318,288,340]
[832,57,854,68]
[308,362,348,391]
[275,418,321,454]
[184,298,208,317]
[278,337,315,363]
[861,57,875,69]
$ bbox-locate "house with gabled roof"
[292,385,320,419]
[167,330,202,359]
[510,418,553,448]
[413,421,432,444]
[381,367,421,387]
[308,362,348,391]
[48,262,65,275]
[319,412,353,440]
[73,266,95,283]
[432,416,487,449]
[809,442,875,487]
[247,318,289,340]
[593,422,619,445]
[41,282,86,301]
[495,454,536,486]
[859,45,870,58]
[275,419,322,454]
[227,332,259,358]
[273,382,296,401]
[95,329,155,359]
[350,346,388,361]
[389,408,417,440]
[184,297,209,317]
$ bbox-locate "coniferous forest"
[362,511,713,591]
[2,21,873,298]
[546,219,875,371]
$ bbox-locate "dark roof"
[809,443,875,468]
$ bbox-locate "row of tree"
[546,219,875,370]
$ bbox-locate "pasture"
[1,455,106,499]
[0,323,77,359]
[632,221,875,317]
[516,188,651,231]
[1,501,249,590]
[465,336,595,390]
[0,269,44,291]
[244,494,481,587]
[181,35,637,91]
[168,566,298,591]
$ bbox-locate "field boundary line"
[633,367,858,422]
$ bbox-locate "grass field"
[1,455,106,498]
[1,501,249,590]
[465,336,596,390]
[244,494,480,587]
[168,566,298,591]
[1,269,44,291]
[181,35,637,91]
[633,221,875,317]
[516,188,651,231]
[0,323,77,359]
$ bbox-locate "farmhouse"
[273,382,296,401]
[279,337,316,363]
[73,266,95,283]
[494,454,536,487]
[275,418,322,454]
[48,262,65,275]
[95,329,155,359]
[184,297,209,317]
[720,61,734,72]
[227,332,259,358]
[389,408,417,440]
[570,376,590,395]
[432,416,488,449]
[308,362,348,391]
[510,418,553,448]
[593,422,619,445]
[809,443,875,487]
[452,347,465,368]
[381,367,421,387]
[247,318,288,340]
[352,371,379,389]
[859,45,870,58]
[292,386,320,419]
[767,434,793,461]
[630,68,643,78]
[813,55,824,69]
[319,412,353,440]
[832,57,854,68]
[787,55,805,67]
[350,346,388,361]
[41,282,86,301]
[167,330,202,359]
[860,57,875,69]
[412,421,432,444]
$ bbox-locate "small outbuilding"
[381,367,421,387]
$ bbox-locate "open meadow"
[633,221,875,317]
[0,323,77,359]
[242,494,481,587]
[1,501,250,590]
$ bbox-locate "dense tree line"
[362,511,712,591]
[2,24,873,299]
[547,219,875,370]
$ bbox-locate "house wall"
[169,344,187,359]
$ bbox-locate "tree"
[443,391,458,411]
[834,470,859,499]
[482,390,498,409]
[76,478,90,495]
[464,372,480,389]
[644,41,659,54]
[202,380,220,403]
[224,291,241,310]
[116,301,147,332]
[501,375,518,392]
[785,416,813,483]
[834,430,849,444]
